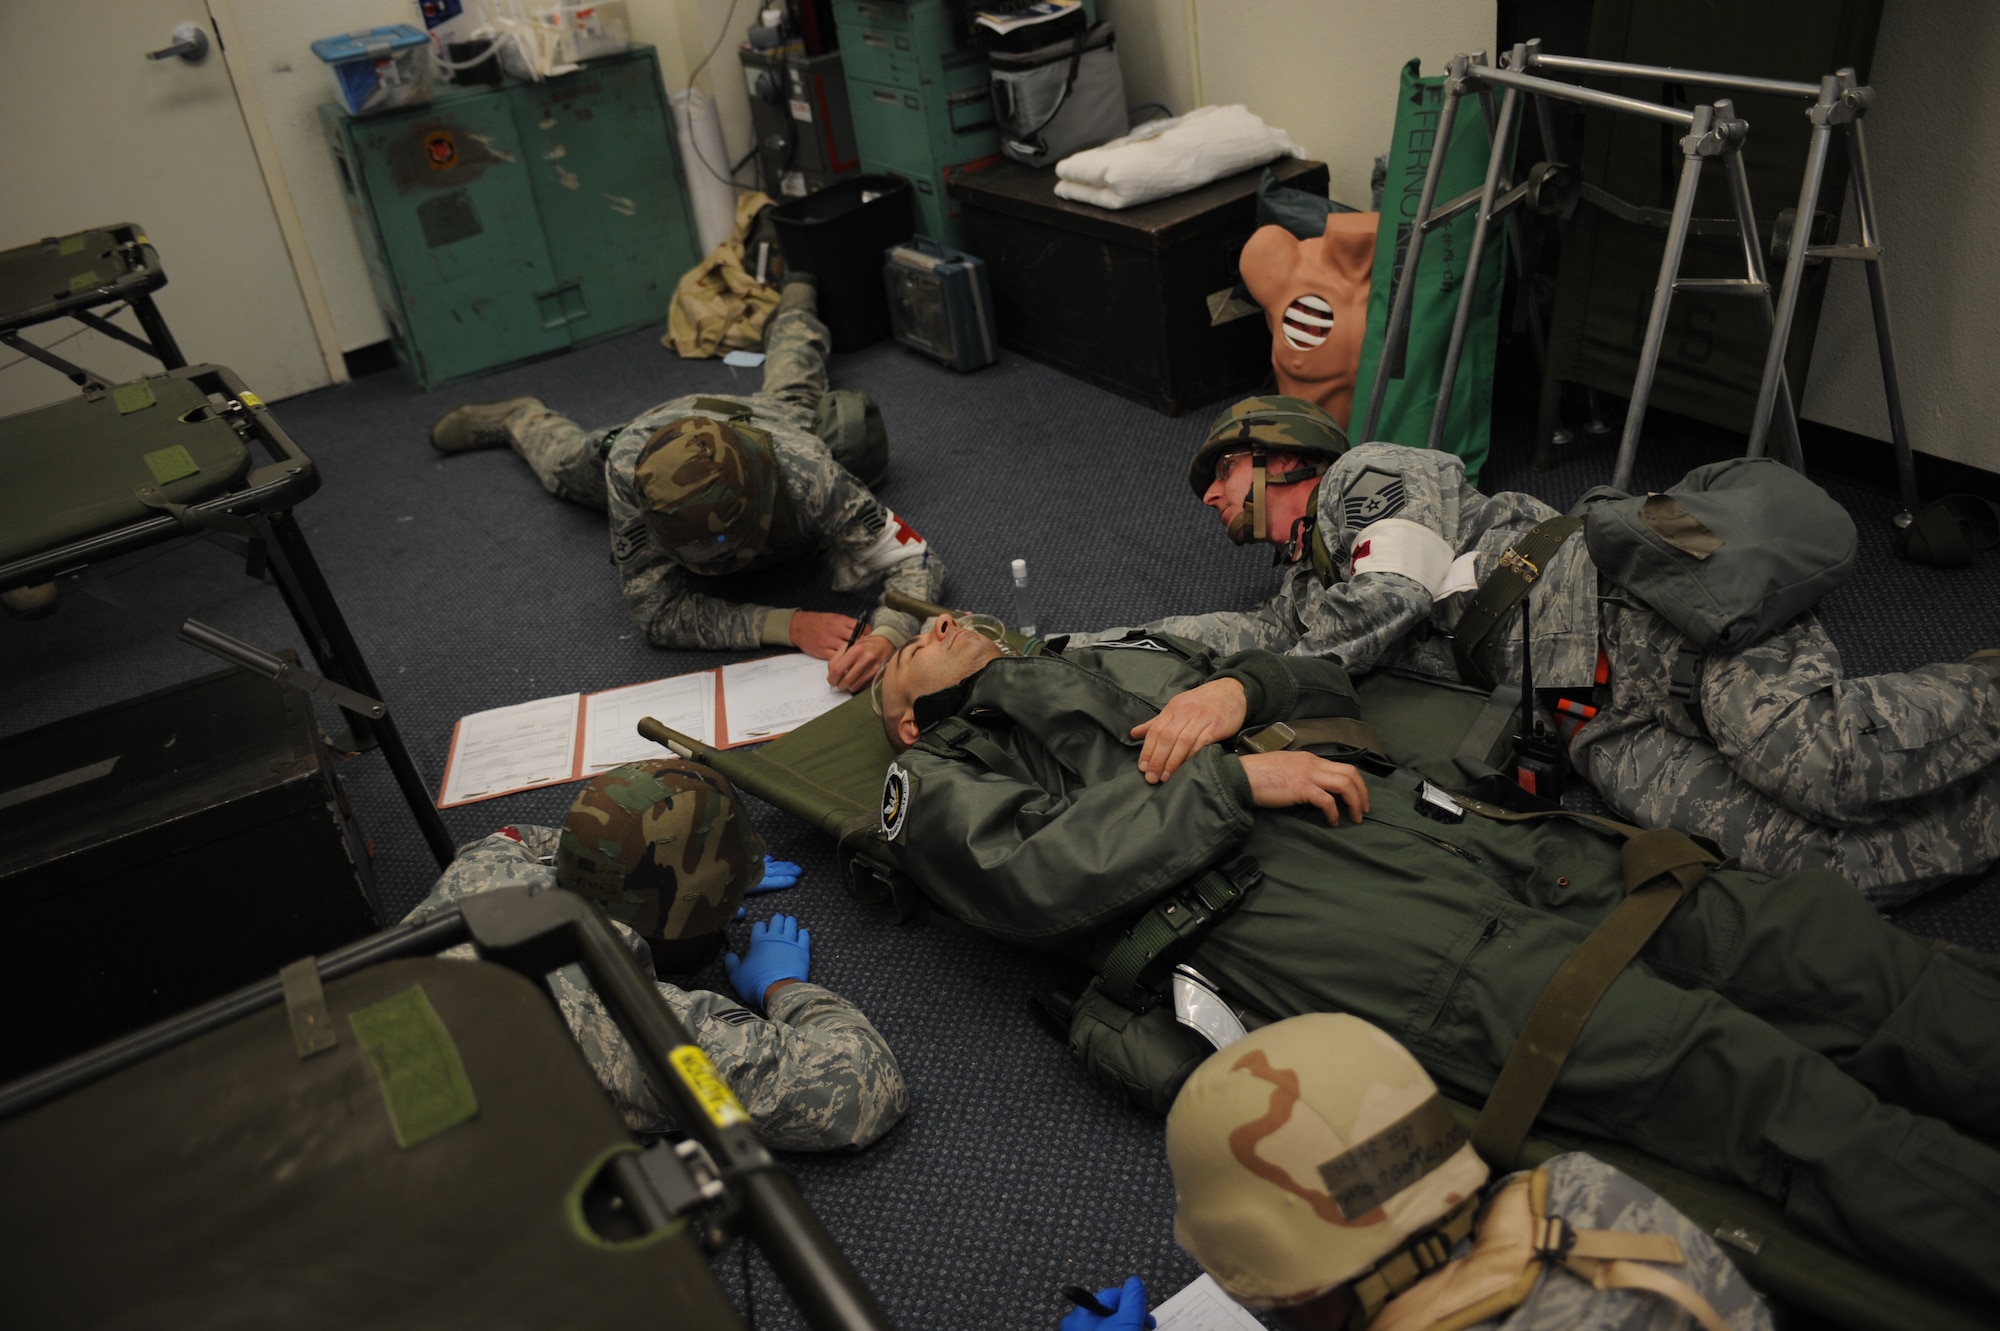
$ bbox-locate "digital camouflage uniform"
[402,826,908,1153]
[1433,1153,1772,1331]
[1081,442,2000,895]
[501,299,946,650]
[886,635,2000,1303]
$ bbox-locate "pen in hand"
[1062,1285,1115,1318]
[843,617,869,652]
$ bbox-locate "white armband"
[1347,518,1463,601]
[831,509,930,591]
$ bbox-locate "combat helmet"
[1189,395,1351,544]
[1167,1013,1488,1318]
[557,759,767,943]
[636,415,780,575]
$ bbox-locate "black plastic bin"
[771,174,916,351]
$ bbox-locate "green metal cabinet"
[321,48,699,391]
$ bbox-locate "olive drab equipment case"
[0,889,895,1331]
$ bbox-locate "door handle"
[146,22,211,64]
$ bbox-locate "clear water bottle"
[1010,558,1038,638]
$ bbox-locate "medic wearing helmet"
[430,276,948,692]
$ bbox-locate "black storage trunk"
[0,665,381,1081]
[949,156,1330,415]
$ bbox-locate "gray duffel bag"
[990,22,1128,169]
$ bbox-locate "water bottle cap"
[1011,558,1028,579]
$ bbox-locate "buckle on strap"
[1498,547,1541,582]
[1533,1214,1576,1262]
[1236,721,1295,754]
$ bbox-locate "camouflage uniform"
[1086,443,2000,895]
[504,299,946,650]
[403,826,909,1153]
[1428,1153,1772,1331]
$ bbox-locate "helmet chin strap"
[1225,444,1269,545]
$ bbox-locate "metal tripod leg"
[1720,150,1806,470]
[1428,69,1524,450]
[1362,56,1468,444]
[1846,117,1921,524]
[1610,112,1718,492]
[1746,77,1838,471]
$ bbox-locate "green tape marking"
[115,381,157,416]
[143,445,197,484]
[349,984,479,1149]
[59,235,85,256]
[68,269,101,294]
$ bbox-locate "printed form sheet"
[581,672,717,772]
[720,653,848,745]
[438,693,582,807]
[1152,1274,1265,1331]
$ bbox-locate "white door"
[0,1,332,416]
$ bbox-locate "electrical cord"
[678,0,757,190]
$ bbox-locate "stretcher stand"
[0,223,187,388]
[1526,53,1920,524]
[0,364,454,867]
[0,887,898,1331]
[1363,44,1802,496]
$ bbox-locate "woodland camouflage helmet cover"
[1187,394,1352,499]
[1166,1013,1488,1311]
[635,414,779,575]
[556,759,767,940]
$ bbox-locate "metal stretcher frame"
[0,222,187,386]
[0,887,896,1331]
[633,623,1989,1331]
[0,363,454,867]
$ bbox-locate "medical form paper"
[1151,1274,1264,1331]
[436,654,848,806]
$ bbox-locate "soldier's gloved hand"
[1059,1278,1155,1331]
[749,856,802,892]
[725,913,811,1008]
[1132,677,1248,784]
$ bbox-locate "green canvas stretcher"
[635,623,1989,1331]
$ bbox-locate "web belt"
[1098,857,1262,1010]
[1451,516,1585,692]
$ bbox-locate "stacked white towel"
[1053,105,1306,210]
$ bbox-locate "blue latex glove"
[748,856,803,892]
[725,913,811,1007]
[1059,1278,1155,1331]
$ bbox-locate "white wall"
[1798,2,2000,471]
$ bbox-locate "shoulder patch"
[611,516,651,563]
[1097,637,1172,652]
[880,761,912,840]
[1341,466,1408,529]
[712,1006,764,1026]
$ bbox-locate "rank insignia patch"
[611,517,650,563]
[1341,467,1408,528]
[880,762,912,840]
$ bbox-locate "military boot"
[775,271,816,318]
[429,396,545,452]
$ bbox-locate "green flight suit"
[887,634,2000,1305]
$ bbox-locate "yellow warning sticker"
[135,235,151,247]
[670,1044,749,1128]
[238,390,264,409]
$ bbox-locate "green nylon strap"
[1238,716,1386,759]
[1308,520,1339,585]
[1469,825,1720,1170]
[1450,516,1586,691]
[1451,683,1522,782]
[1099,862,1256,1009]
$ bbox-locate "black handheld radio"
[1511,593,1569,799]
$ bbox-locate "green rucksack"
[1577,457,1858,652]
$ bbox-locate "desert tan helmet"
[1166,1013,1488,1314]
[635,414,780,575]
[556,759,767,940]
[1189,395,1351,544]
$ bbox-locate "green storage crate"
[321,47,700,390]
